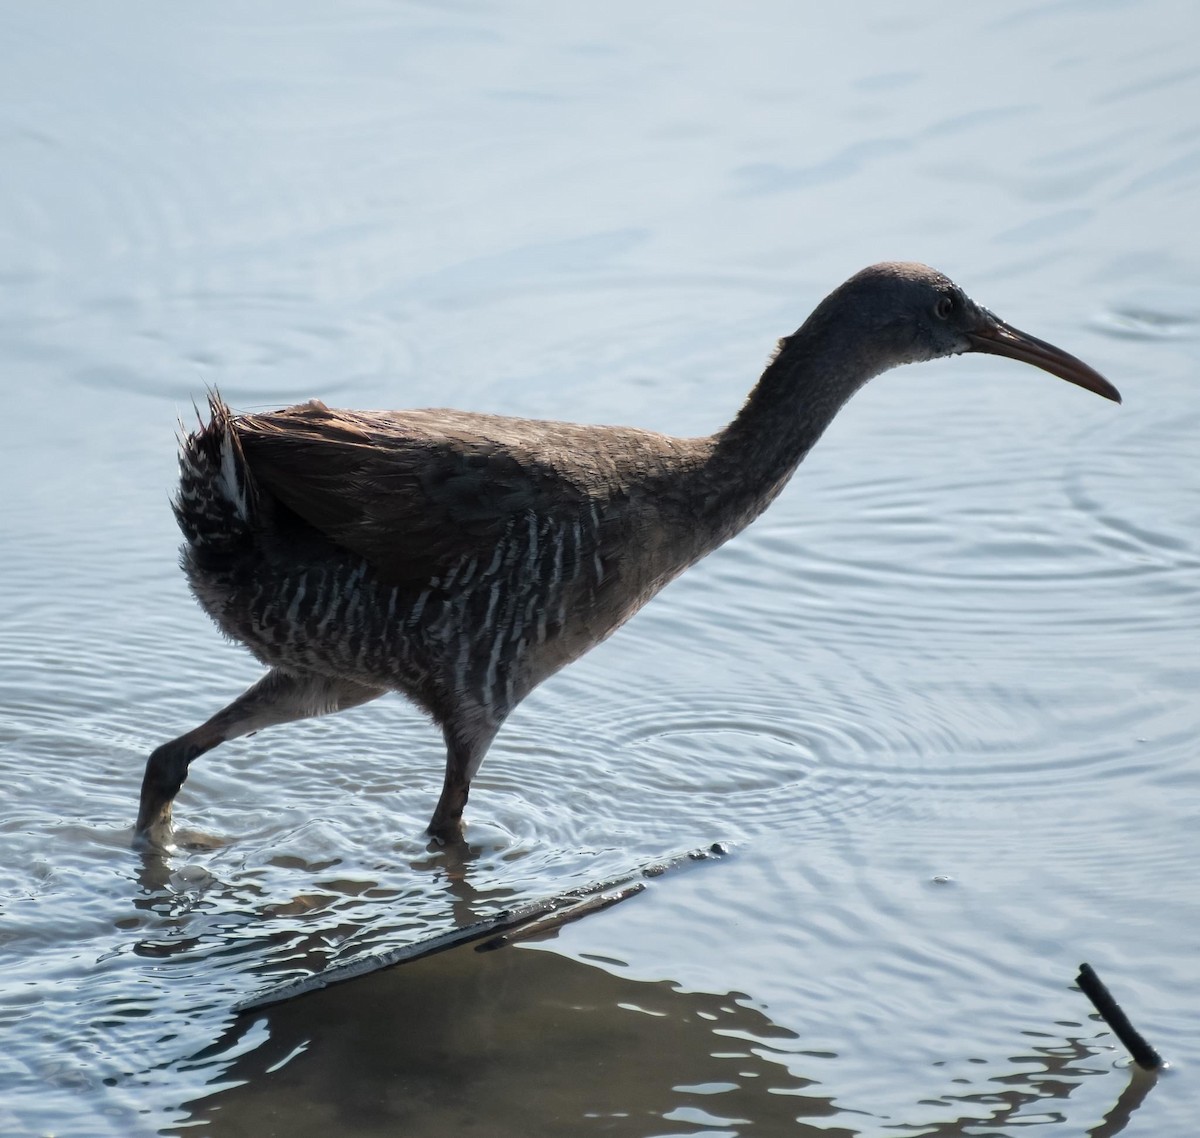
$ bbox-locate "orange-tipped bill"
[968,320,1121,403]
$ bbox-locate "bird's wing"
[235,401,597,587]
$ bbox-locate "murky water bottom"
[2,2,1199,1135]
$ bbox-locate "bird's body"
[137,263,1119,844]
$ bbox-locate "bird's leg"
[135,668,385,843]
[426,719,500,845]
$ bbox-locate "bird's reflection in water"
[177,935,849,1138]
[170,938,1156,1138]
[127,836,1157,1137]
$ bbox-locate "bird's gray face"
[900,279,980,362]
[861,264,1121,403]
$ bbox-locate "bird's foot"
[133,800,175,851]
[135,738,201,848]
[425,815,467,848]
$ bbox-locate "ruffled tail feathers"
[173,391,255,553]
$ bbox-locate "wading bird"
[136,263,1120,844]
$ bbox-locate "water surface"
[1,2,1198,1135]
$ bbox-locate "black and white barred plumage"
[137,263,1118,844]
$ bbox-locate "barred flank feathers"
[173,392,255,561]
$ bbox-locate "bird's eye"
[934,296,954,320]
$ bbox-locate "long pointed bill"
[968,319,1121,403]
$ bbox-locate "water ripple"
[1,2,1197,1133]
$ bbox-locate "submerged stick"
[236,841,729,1014]
[1076,962,1163,1072]
[476,882,646,952]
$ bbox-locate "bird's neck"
[693,318,889,547]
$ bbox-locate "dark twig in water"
[1076,962,1163,1072]
[235,842,729,1014]
[476,882,646,952]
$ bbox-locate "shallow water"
[2,2,1198,1134]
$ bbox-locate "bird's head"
[811,262,1121,403]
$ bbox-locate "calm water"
[2,2,1198,1135]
